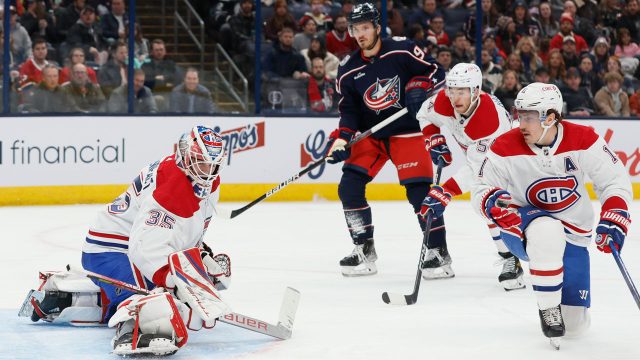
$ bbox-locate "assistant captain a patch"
[363,75,402,114]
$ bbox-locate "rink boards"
[0,116,639,205]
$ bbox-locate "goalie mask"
[176,126,225,197]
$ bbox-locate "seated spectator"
[481,48,503,93]
[299,0,333,34]
[59,47,98,84]
[301,36,339,79]
[450,32,473,67]
[605,55,635,95]
[483,33,506,66]
[142,39,181,93]
[263,27,309,80]
[578,53,602,96]
[294,17,318,52]
[629,87,640,116]
[436,45,453,73]
[265,0,298,42]
[98,41,129,98]
[341,0,355,15]
[377,0,404,37]
[515,36,542,84]
[325,13,357,60]
[107,69,158,113]
[595,71,631,116]
[307,57,338,112]
[219,0,254,54]
[598,0,623,30]
[20,0,60,47]
[427,14,448,46]
[561,35,580,69]
[495,16,518,56]
[170,68,215,113]
[494,69,521,110]
[128,23,149,64]
[560,67,595,116]
[408,24,427,50]
[7,6,32,64]
[18,38,51,88]
[56,0,84,38]
[464,0,500,42]
[563,0,597,46]
[512,0,542,38]
[22,64,66,113]
[614,28,640,59]
[100,0,127,46]
[60,63,107,112]
[504,52,530,87]
[408,0,439,33]
[545,48,566,86]
[534,66,550,83]
[537,1,559,39]
[66,6,106,64]
[549,13,588,53]
[591,36,611,76]
[617,0,640,43]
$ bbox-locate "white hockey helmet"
[445,63,483,92]
[176,126,225,196]
[514,82,564,120]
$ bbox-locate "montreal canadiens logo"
[363,75,402,113]
[525,176,581,213]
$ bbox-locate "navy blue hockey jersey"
[336,38,444,139]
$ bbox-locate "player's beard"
[364,33,380,51]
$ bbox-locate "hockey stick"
[214,107,409,219]
[382,158,444,305]
[609,243,640,310]
[67,266,301,340]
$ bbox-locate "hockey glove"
[420,185,451,219]
[595,209,631,253]
[425,134,452,167]
[324,128,355,164]
[483,189,522,229]
[405,76,439,119]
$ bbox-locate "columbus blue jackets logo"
[526,176,581,213]
[363,75,402,113]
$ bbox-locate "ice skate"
[340,239,378,276]
[421,247,454,279]
[497,252,525,291]
[112,331,179,356]
[539,305,565,350]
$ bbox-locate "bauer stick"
[382,158,444,305]
[214,107,409,219]
[609,243,640,310]
[67,266,301,340]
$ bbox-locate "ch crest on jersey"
[363,75,402,113]
[525,176,581,213]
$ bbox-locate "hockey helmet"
[445,63,482,92]
[176,126,225,192]
[347,2,380,36]
[514,82,563,121]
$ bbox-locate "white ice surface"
[1,200,640,360]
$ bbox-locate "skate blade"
[113,339,178,356]
[549,337,561,350]
[421,265,455,280]
[501,278,526,291]
[341,263,377,277]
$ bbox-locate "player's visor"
[513,109,543,123]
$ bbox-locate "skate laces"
[495,256,516,273]
[425,248,444,262]
[542,307,563,326]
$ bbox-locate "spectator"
[534,66,551,83]
[219,0,255,76]
[18,38,50,87]
[560,67,595,116]
[591,36,611,75]
[515,36,543,84]
[5,6,32,64]
[294,17,318,52]
[578,53,602,96]
[22,64,66,112]
[595,71,631,116]
[264,27,308,80]
[545,48,566,85]
[597,0,623,30]
[265,0,298,42]
[629,87,640,115]
[504,52,530,86]
[427,14,449,46]
[494,69,521,110]
[60,63,106,112]
[409,0,439,32]
[484,33,506,65]
[563,0,597,45]
[307,57,338,112]
[107,69,158,113]
[615,27,640,58]
[450,32,473,66]
[59,47,98,84]
[325,13,357,60]
[127,23,149,64]
[604,55,635,94]
[20,0,60,46]
[170,68,215,113]
[481,48,503,93]
[496,15,519,55]
[66,6,105,64]
[561,35,580,68]
[464,0,500,42]
[57,0,85,37]
[142,39,181,94]
[617,0,640,43]
[299,0,333,34]
[537,1,559,39]
[377,0,404,36]
[512,0,542,38]
[436,45,453,73]
[100,0,127,45]
[549,13,588,53]
[301,36,340,79]
[408,23,427,50]
[98,41,129,97]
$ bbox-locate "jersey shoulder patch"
[433,90,455,117]
[465,93,501,140]
[490,128,536,157]
[153,155,201,218]
[555,121,600,155]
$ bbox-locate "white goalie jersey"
[471,122,633,245]
[81,154,220,287]
[416,90,512,194]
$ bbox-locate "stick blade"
[382,292,416,306]
[277,287,301,335]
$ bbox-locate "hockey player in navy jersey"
[324,2,445,276]
[471,83,633,348]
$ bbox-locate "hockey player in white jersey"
[409,62,524,289]
[20,125,233,356]
[471,82,633,348]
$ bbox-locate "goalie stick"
[214,107,409,219]
[382,158,444,305]
[609,243,640,311]
[66,266,300,340]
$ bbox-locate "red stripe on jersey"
[433,90,454,117]
[88,230,129,241]
[132,264,147,290]
[601,196,629,213]
[530,267,564,276]
[561,220,591,234]
[153,155,202,218]
[442,178,463,197]
[555,122,600,155]
[421,124,440,138]
[464,94,500,141]
[152,264,172,288]
[490,128,536,157]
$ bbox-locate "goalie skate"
[340,239,378,277]
[497,252,526,291]
[421,247,454,279]
[113,332,179,356]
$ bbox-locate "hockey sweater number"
[145,210,176,229]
